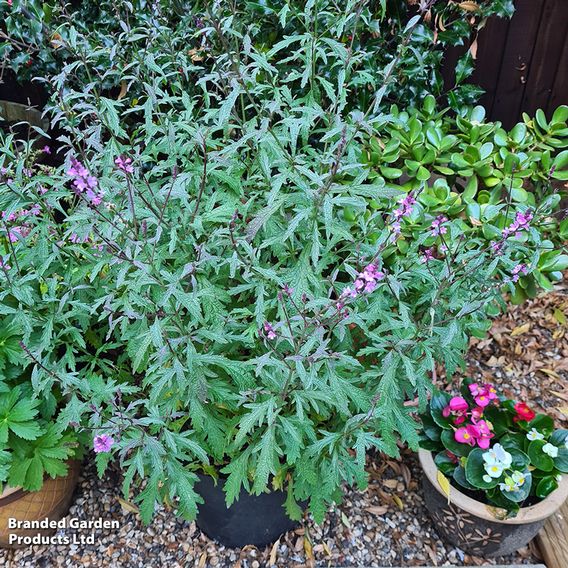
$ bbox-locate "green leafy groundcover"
[0,318,83,492]
[420,380,568,517]
[0,0,565,523]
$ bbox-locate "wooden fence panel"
[520,0,568,116]
[444,0,568,128]
[488,0,546,126]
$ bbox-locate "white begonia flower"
[499,471,525,493]
[542,443,559,458]
[511,471,526,487]
[483,443,512,468]
[499,480,515,492]
[526,428,544,441]
[484,462,505,478]
[483,474,493,483]
[483,452,499,466]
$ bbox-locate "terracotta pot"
[0,461,80,548]
[419,449,568,556]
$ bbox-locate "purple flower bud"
[262,322,277,340]
[430,215,448,237]
[421,248,435,263]
[115,155,134,174]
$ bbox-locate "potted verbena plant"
[419,381,568,556]
[0,317,82,547]
[0,0,565,548]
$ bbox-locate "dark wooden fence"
[443,0,568,129]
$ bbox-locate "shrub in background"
[0,317,84,492]
[360,100,568,303]
[0,0,514,110]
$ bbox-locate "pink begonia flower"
[472,419,494,449]
[455,427,476,446]
[471,406,484,422]
[442,396,469,425]
[93,434,114,453]
[449,397,468,412]
[469,383,498,408]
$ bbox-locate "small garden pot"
[419,449,568,557]
[0,461,81,548]
[195,474,302,548]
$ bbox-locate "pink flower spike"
[430,215,448,237]
[115,155,134,174]
[0,256,11,271]
[93,434,114,453]
[421,248,435,263]
[263,322,277,340]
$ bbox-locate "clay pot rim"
[0,460,81,504]
[419,448,568,524]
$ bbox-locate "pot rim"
[0,459,80,503]
[418,448,568,524]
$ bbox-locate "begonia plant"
[420,381,568,517]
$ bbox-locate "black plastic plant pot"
[194,474,301,548]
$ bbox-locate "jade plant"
[420,381,568,516]
[362,100,568,304]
